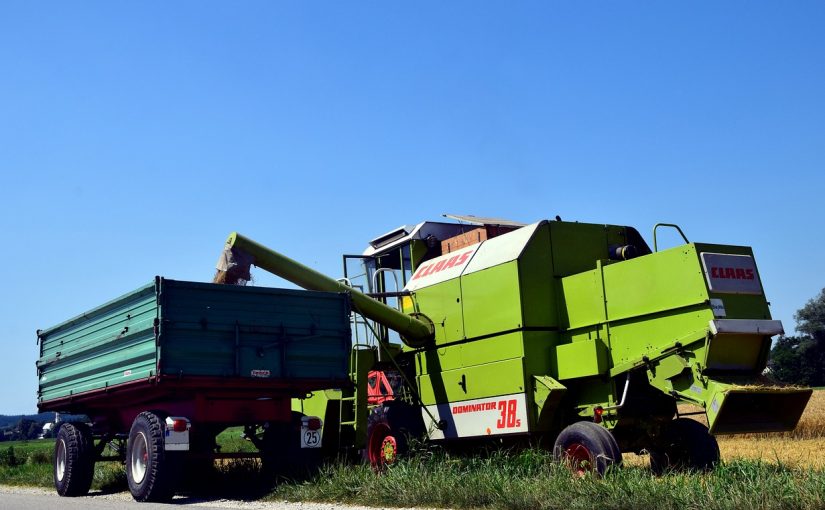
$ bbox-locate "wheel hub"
[564,442,593,475]
[380,436,398,464]
[131,431,149,484]
[55,439,67,482]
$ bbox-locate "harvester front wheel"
[53,423,95,497]
[364,404,421,471]
[649,418,720,474]
[553,422,621,476]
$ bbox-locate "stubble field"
[624,389,825,469]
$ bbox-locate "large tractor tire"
[126,412,180,502]
[363,403,422,471]
[649,418,720,474]
[553,421,622,476]
[54,423,95,497]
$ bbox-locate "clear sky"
[1,2,823,414]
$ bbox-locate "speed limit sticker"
[300,420,322,448]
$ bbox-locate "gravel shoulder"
[0,485,435,510]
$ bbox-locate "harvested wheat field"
[627,389,825,468]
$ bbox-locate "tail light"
[593,406,604,424]
[303,417,322,430]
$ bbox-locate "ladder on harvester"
[334,270,398,455]
[337,304,378,455]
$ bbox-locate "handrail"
[653,223,690,252]
[372,268,400,300]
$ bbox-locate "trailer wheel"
[364,404,422,471]
[649,418,720,474]
[126,412,179,502]
[553,422,621,476]
[54,423,95,497]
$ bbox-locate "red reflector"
[306,418,322,430]
[593,407,604,424]
[172,419,188,432]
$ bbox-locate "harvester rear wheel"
[590,423,623,467]
[553,422,621,476]
[53,423,95,497]
[649,418,720,474]
[364,403,421,471]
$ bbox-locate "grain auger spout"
[214,232,435,348]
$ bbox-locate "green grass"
[3,440,823,510]
[0,439,54,453]
[269,449,825,510]
[216,426,259,453]
[0,439,125,491]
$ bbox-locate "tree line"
[769,287,825,387]
[0,413,55,441]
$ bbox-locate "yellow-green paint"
[284,219,811,452]
[556,338,608,380]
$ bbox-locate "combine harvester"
[215,216,812,474]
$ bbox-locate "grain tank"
[218,217,812,473]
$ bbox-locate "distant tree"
[769,287,825,387]
[12,419,42,441]
[795,288,825,337]
[769,335,803,383]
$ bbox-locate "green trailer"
[216,217,811,474]
[37,277,351,501]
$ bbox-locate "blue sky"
[1,2,823,414]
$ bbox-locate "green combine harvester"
[218,216,811,474]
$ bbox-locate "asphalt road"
[0,486,376,510]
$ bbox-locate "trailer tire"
[649,418,720,474]
[126,412,179,502]
[553,422,621,476]
[363,404,422,471]
[54,423,95,497]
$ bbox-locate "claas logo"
[710,266,755,280]
[411,250,473,280]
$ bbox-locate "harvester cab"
[343,216,524,348]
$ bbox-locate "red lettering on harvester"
[711,266,756,281]
[411,250,475,281]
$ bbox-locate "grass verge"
[4,440,824,510]
[270,449,825,510]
